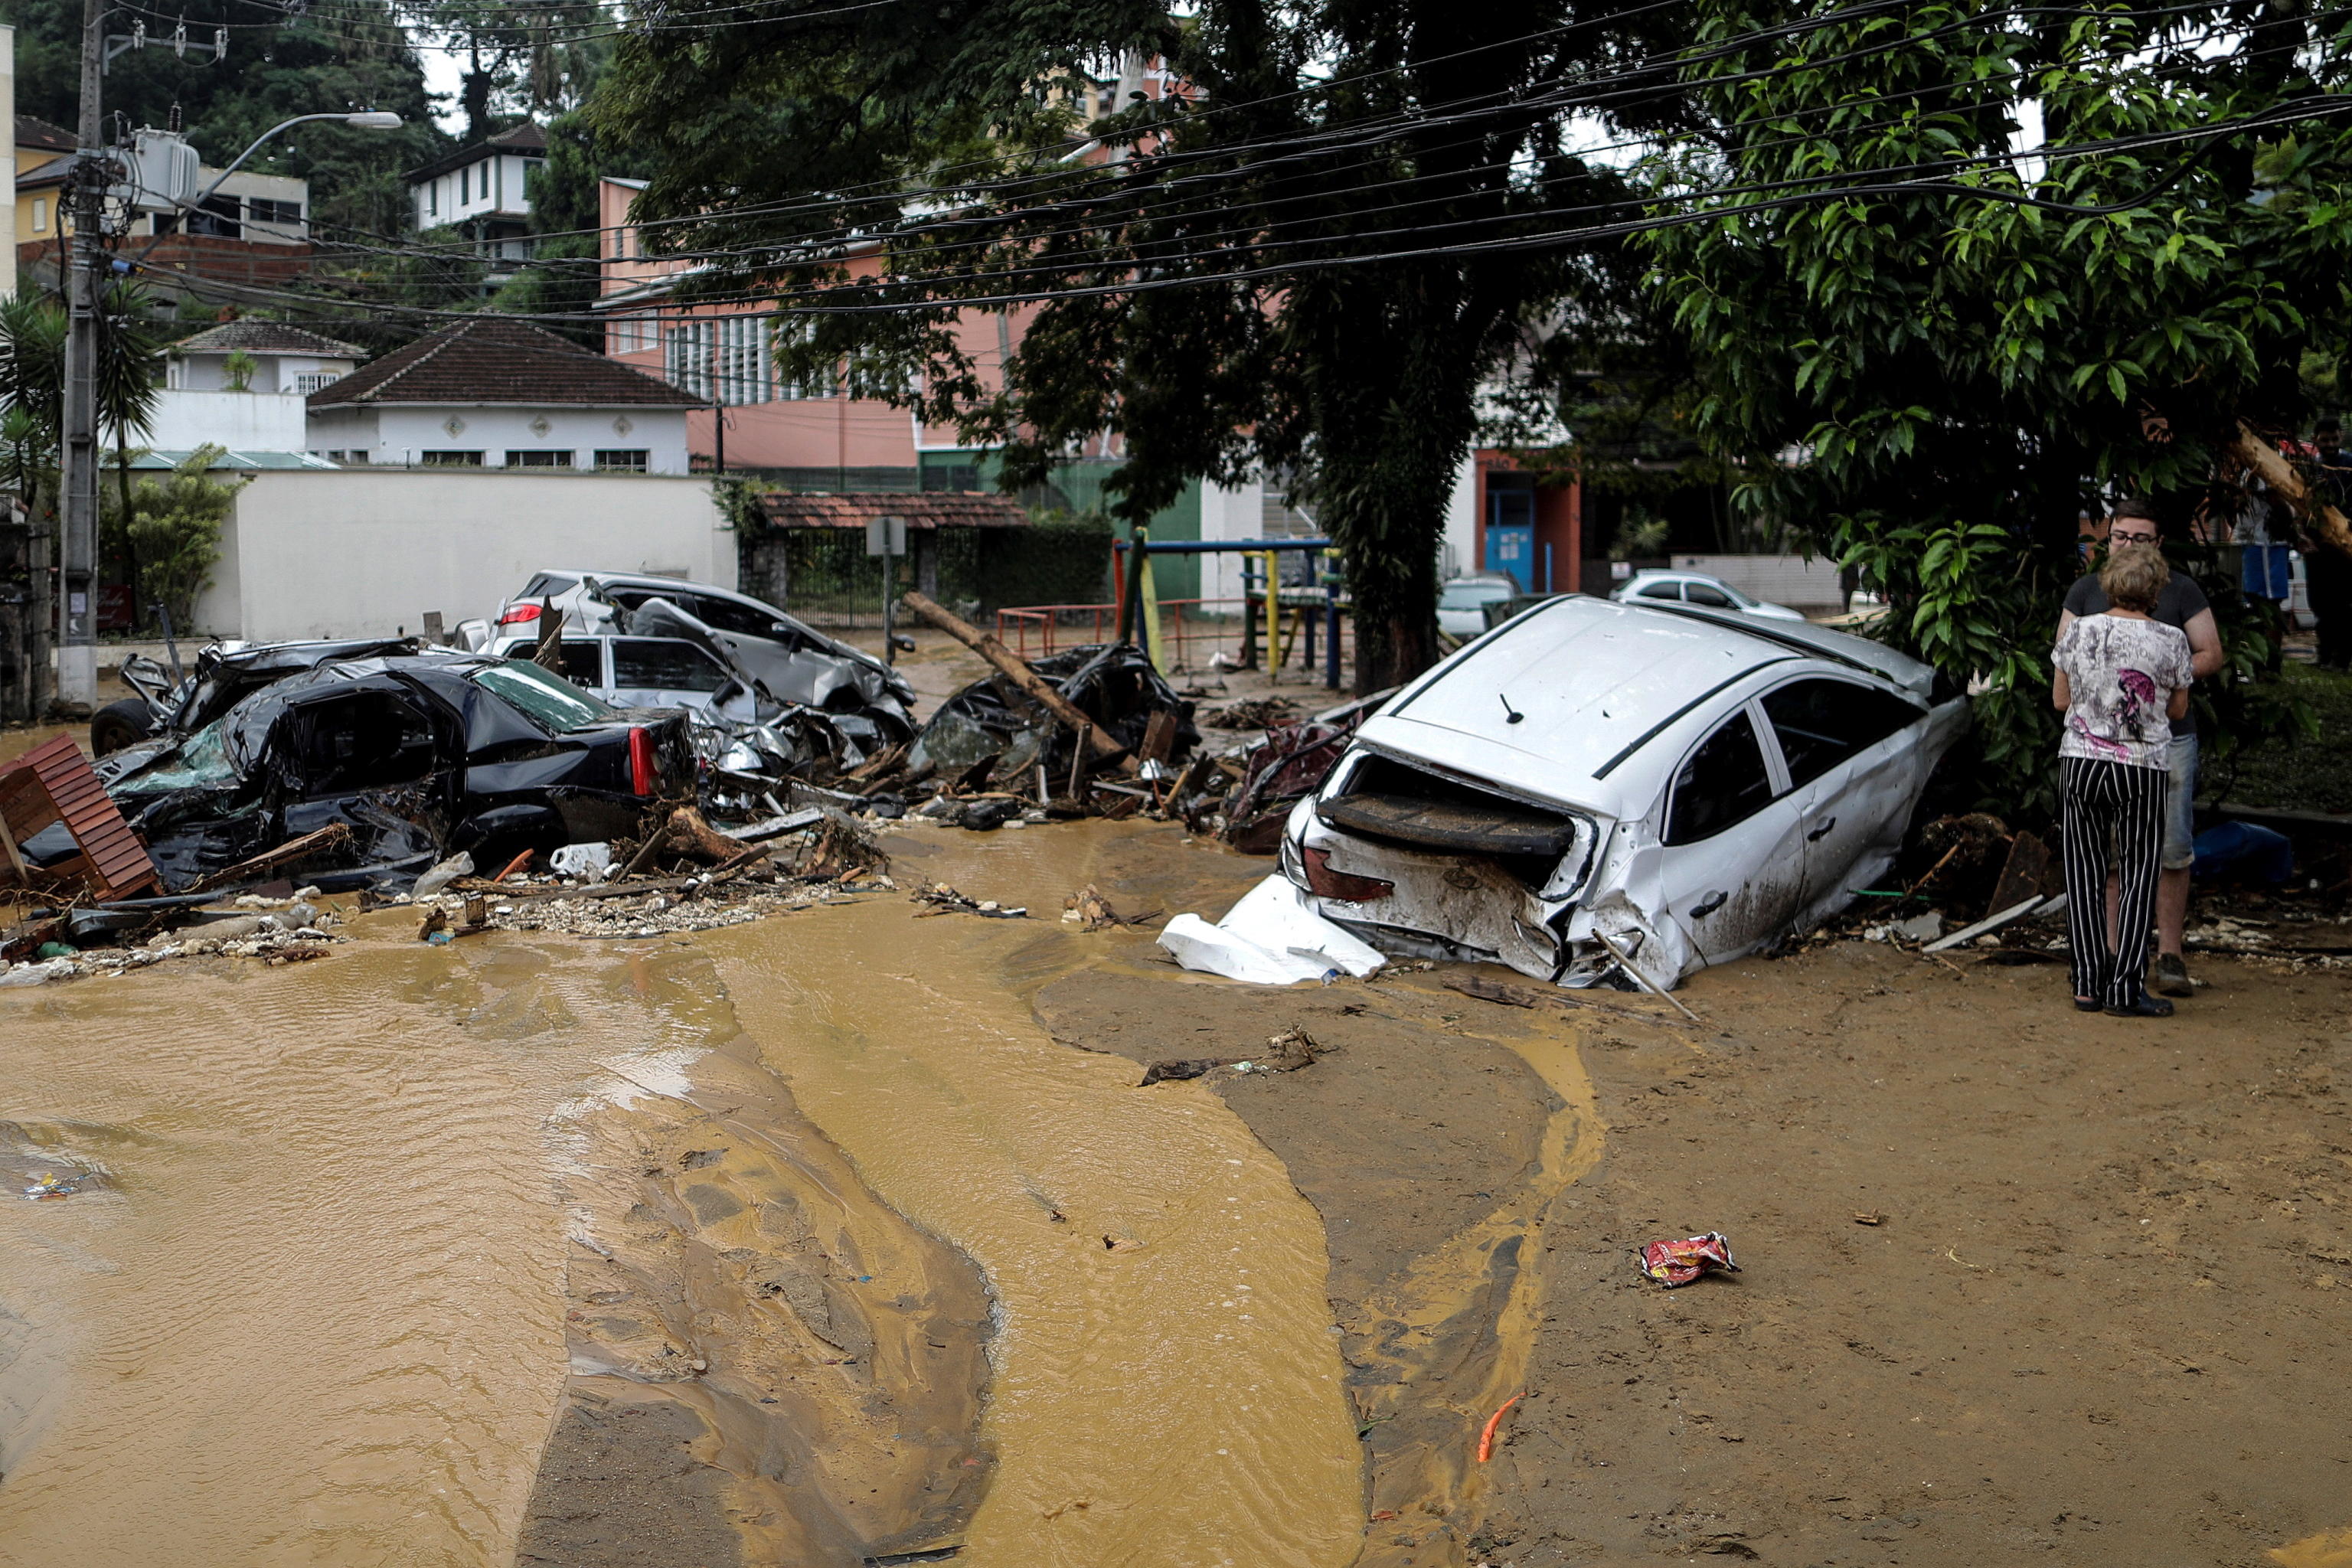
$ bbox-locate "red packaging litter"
[1638,1232,1740,1287]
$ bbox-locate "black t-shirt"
[2063,571,2210,740]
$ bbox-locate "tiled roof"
[17,154,70,190]
[405,121,549,183]
[15,116,75,153]
[755,491,1030,530]
[309,316,704,410]
[173,321,365,358]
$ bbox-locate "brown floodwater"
[0,822,1368,1566]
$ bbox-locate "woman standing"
[2051,544,2196,1018]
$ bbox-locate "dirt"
[5,806,2348,1567]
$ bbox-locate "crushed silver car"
[1276,595,1968,991]
[466,570,916,739]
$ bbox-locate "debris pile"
[1,888,348,986]
[1138,1025,1331,1085]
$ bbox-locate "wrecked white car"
[1276,595,1968,990]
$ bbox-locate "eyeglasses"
[2108,528,2160,544]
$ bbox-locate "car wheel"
[90,697,158,756]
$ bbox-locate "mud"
[1475,939,2352,1566]
[8,805,2349,1568]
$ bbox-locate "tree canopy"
[599,0,1687,688]
[1641,0,2352,813]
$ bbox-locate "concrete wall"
[0,28,15,299]
[306,404,692,475]
[1672,553,1845,610]
[147,389,309,452]
[191,469,733,641]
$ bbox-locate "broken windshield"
[469,660,617,733]
[111,720,239,793]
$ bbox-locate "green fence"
[746,519,1116,622]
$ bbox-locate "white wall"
[310,405,692,475]
[412,152,535,229]
[191,469,734,641]
[1198,475,1263,609]
[0,27,15,298]
[173,351,352,394]
[148,389,310,452]
[375,406,689,474]
[1441,449,1478,581]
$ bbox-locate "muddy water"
[700,847,1367,1566]
[0,939,674,1565]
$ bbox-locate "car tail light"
[629,727,656,796]
[496,603,542,626]
[1303,845,1393,902]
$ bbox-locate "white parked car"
[1277,595,1968,991]
[1436,574,1522,637]
[1611,570,1808,622]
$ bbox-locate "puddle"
[2275,1530,2352,1568]
[699,825,1365,1568]
[0,939,626,1564]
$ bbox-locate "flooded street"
[7,811,2350,1567]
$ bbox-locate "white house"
[146,320,362,454]
[406,121,544,266]
[305,314,701,473]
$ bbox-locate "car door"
[1757,676,1931,909]
[275,685,455,838]
[1655,702,1809,964]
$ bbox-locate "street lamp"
[53,106,402,709]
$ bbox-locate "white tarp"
[1158,874,1387,986]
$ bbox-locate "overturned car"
[96,651,694,890]
[1277,595,1968,990]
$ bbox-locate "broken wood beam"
[2234,421,2352,564]
[900,591,1133,770]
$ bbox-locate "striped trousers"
[2059,755,2168,1008]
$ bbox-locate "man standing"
[2056,498,2225,997]
[2309,420,2351,670]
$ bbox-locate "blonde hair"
[2099,542,2170,613]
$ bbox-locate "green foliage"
[2215,663,2352,813]
[597,0,1687,688]
[220,351,257,394]
[0,0,449,241]
[121,447,247,634]
[1642,0,2352,822]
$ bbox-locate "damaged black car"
[95,652,694,890]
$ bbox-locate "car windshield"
[1439,582,1512,609]
[469,659,617,732]
[111,719,239,793]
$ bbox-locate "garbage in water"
[1063,884,1150,929]
[21,1170,83,1199]
[1276,596,1971,991]
[1476,1393,1526,1463]
[1638,1232,1742,1288]
[1159,875,1387,985]
[1139,1026,1330,1085]
[412,852,475,899]
[915,883,1028,920]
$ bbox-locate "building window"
[420,450,483,466]
[716,315,770,407]
[608,315,656,354]
[31,198,46,233]
[185,194,241,239]
[775,318,837,400]
[428,180,437,217]
[248,198,302,230]
[593,449,649,472]
[294,371,343,394]
[664,321,714,400]
[344,449,370,464]
[844,346,903,400]
[505,450,575,468]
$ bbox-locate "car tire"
[90,697,158,756]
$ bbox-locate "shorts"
[2161,733,2198,871]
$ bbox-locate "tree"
[400,0,609,144]
[599,0,1687,690]
[122,446,247,635]
[1641,0,2351,817]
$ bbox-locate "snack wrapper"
[1638,1232,1739,1287]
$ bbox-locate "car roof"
[541,570,765,606]
[1356,595,1926,817]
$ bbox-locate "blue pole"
[1545,542,1554,594]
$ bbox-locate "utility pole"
[57,0,106,710]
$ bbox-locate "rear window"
[613,638,729,693]
[469,659,616,733]
[519,573,579,599]
[1439,582,1512,610]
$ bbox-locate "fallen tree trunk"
[900,591,1133,770]
[2234,421,2352,563]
